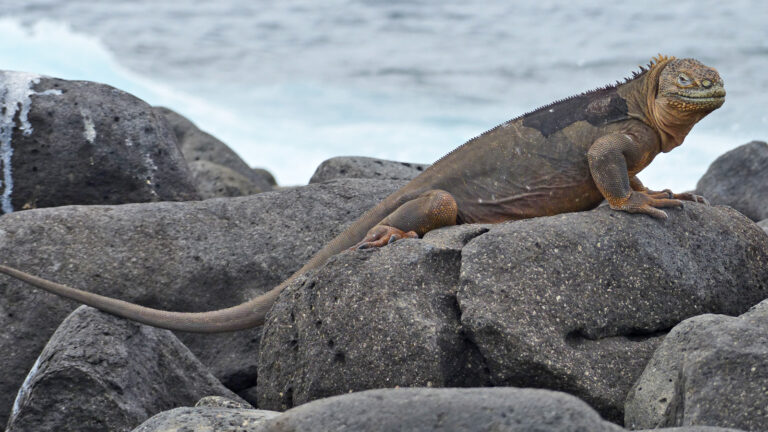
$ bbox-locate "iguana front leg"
[353,189,458,249]
[588,133,683,219]
[630,176,709,204]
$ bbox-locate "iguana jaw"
[664,91,725,112]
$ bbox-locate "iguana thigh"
[354,190,458,249]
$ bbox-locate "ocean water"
[0,1,765,189]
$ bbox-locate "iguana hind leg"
[353,189,458,249]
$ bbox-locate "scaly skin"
[0,56,725,332]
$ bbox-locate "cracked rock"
[256,225,491,411]
[625,299,768,430]
[459,204,768,424]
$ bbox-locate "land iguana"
[0,55,725,333]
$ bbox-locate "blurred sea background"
[0,0,765,189]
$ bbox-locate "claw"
[350,226,419,251]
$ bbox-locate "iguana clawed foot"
[352,225,418,250]
[610,190,684,220]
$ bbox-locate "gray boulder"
[758,219,768,236]
[189,159,265,198]
[0,71,199,215]
[309,156,428,183]
[6,306,242,432]
[256,388,625,432]
[155,106,274,191]
[257,203,768,423]
[625,299,768,431]
[252,168,277,187]
[695,141,768,221]
[132,407,279,432]
[0,178,404,427]
[257,225,492,411]
[458,204,768,423]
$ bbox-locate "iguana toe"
[351,226,418,250]
[672,192,709,205]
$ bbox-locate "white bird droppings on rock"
[0,71,60,213]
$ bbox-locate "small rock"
[309,156,429,183]
[132,407,280,432]
[155,106,274,191]
[196,396,254,409]
[625,299,768,431]
[252,167,277,186]
[695,141,768,221]
[190,160,265,198]
[6,306,243,432]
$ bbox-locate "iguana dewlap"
[0,56,725,332]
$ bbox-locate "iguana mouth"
[674,94,725,101]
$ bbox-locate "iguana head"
[639,55,725,152]
[656,57,725,113]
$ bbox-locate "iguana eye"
[677,74,692,86]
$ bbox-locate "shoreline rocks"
[0,178,404,427]
[257,203,768,424]
[0,71,767,430]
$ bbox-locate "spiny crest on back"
[627,54,677,82]
[430,55,675,167]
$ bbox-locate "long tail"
[0,193,409,333]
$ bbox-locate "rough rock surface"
[639,429,745,432]
[0,71,199,215]
[256,388,625,432]
[257,225,492,411]
[155,106,274,191]
[625,299,768,431]
[257,203,768,423]
[695,141,768,221]
[309,156,429,183]
[6,306,242,432]
[195,396,254,409]
[190,159,265,198]
[458,204,768,423]
[132,407,280,432]
[0,178,405,427]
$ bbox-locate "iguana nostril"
[702,79,712,88]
